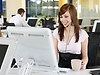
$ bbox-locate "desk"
[80,25,93,32]
[31,68,100,75]
[8,68,100,75]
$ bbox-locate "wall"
[6,0,26,21]
[59,0,68,8]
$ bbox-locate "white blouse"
[53,28,89,54]
[9,14,30,27]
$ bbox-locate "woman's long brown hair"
[58,3,80,42]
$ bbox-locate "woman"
[53,3,88,69]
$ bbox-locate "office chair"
[3,23,15,30]
[78,19,83,25]
[90,19,98,25]
[4,23,15,27]
[42,19,55,30]
[87,32,100,69]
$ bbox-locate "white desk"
[32,69,96,75]
[8,68,100,75]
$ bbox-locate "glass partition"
[74,0,100,25]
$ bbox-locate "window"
[26,0,58,18]
[2,0,6,17]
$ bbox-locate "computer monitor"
[0,38,16,75]
[7,27,58,72]
[92,20,100,32]
[27,17,38,27]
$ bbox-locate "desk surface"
[8,68,100,75]
[31,68,99,75]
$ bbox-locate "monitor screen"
[95,23,100,32]
[0,44,8,69]
[92,20,100,32]
[0,38,16,75]
[27,18,37,27]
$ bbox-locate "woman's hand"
[81,58,88,70]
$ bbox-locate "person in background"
[0,11,4,26]
[9,8,30,27]
[53,3,88,69]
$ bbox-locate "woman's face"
[21,12,24,17]
[60,11,72,28]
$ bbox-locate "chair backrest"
[4,23,15,27]
[78,19,83,25]
[90,19,98,25]
[87,32,100,68]
[42,19,55,30]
